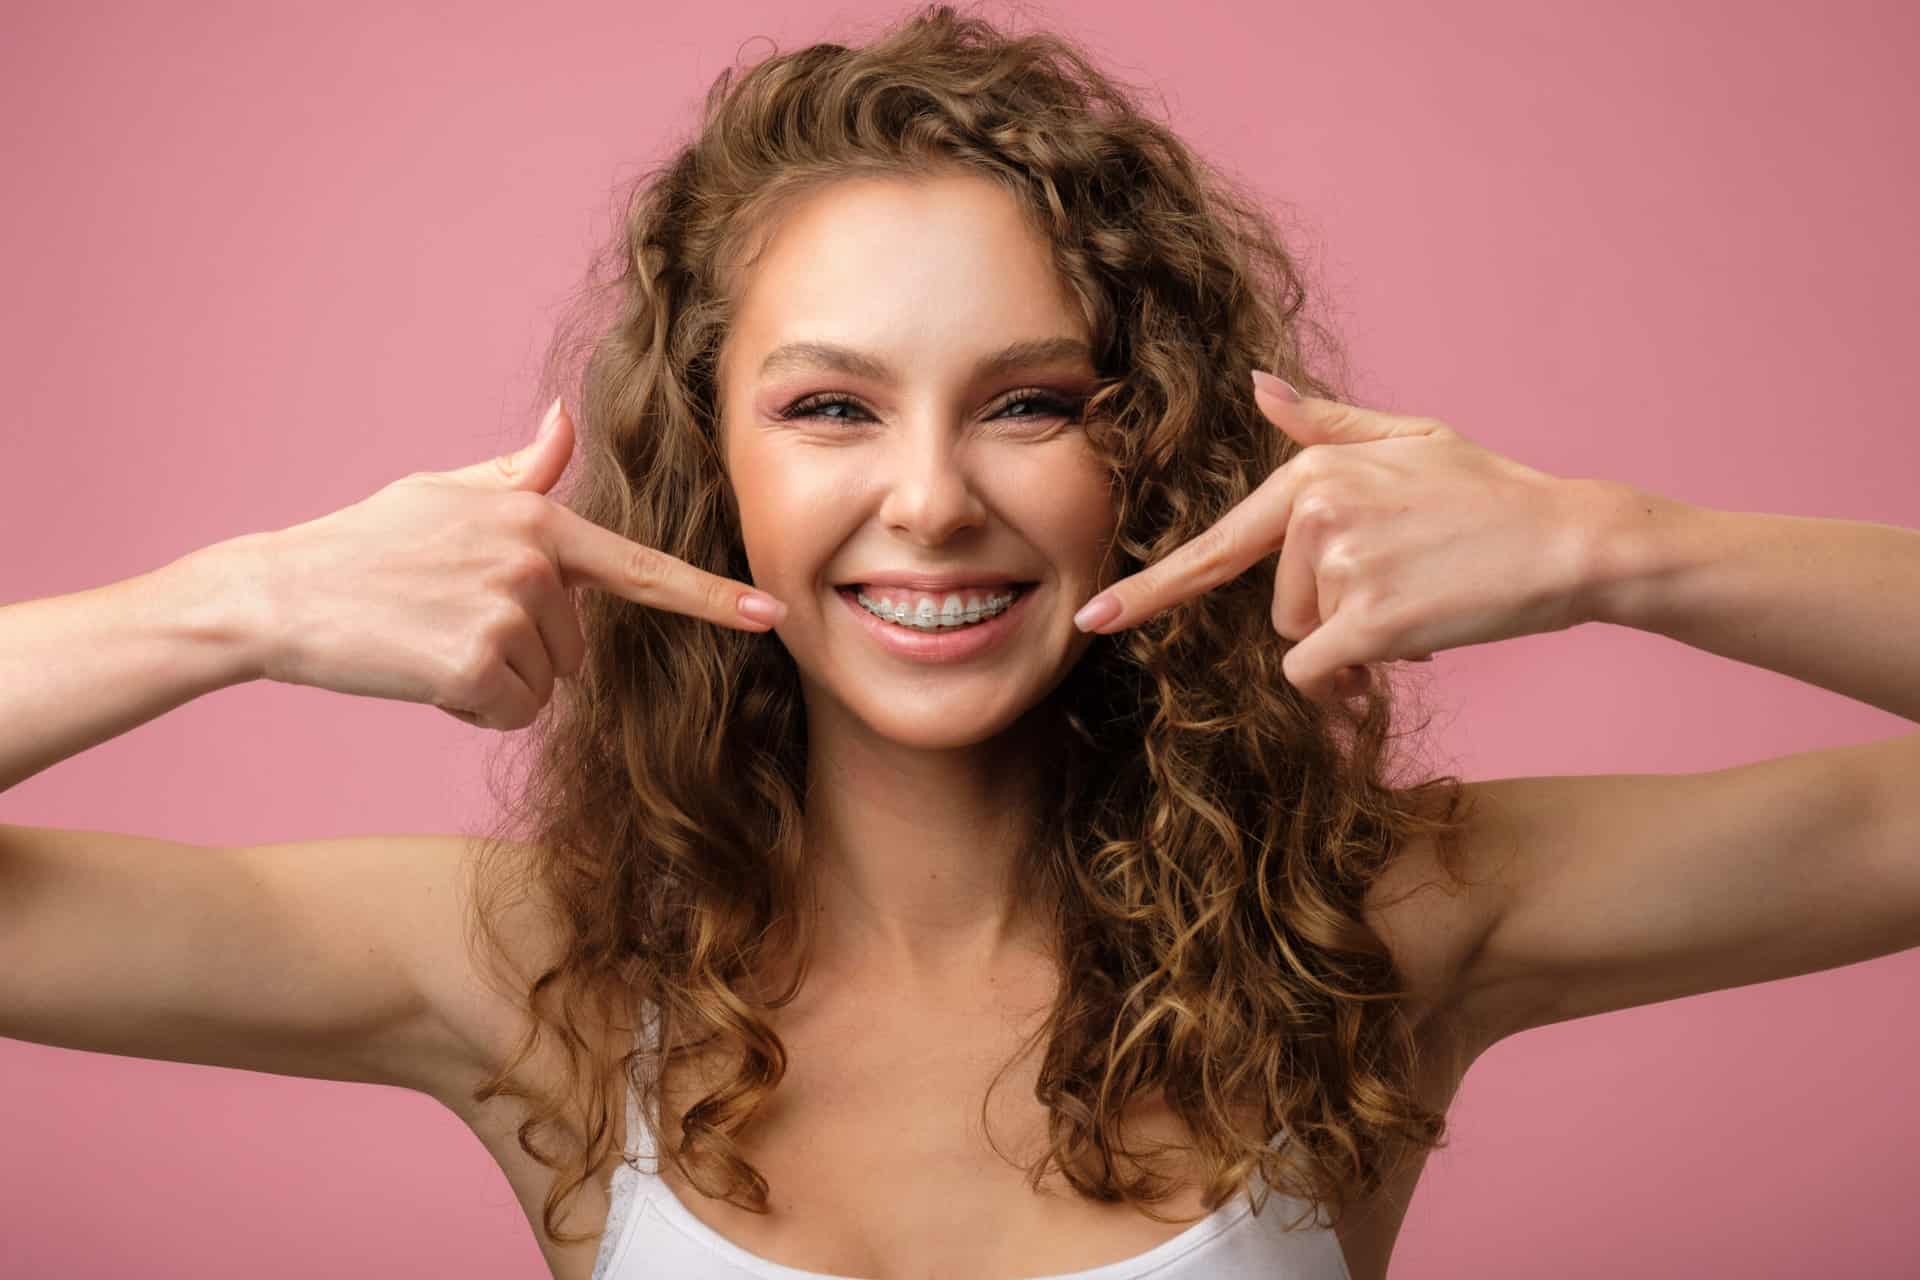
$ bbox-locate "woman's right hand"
[250,397,786,730]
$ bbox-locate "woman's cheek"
[729,487,785,595]
[736,505,797,596]
[734,465,842,599]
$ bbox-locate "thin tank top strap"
[622,1001,661,1163]
[590,1012,662,1280]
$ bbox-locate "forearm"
[0,536,274,794]
[1578,481,1920,725]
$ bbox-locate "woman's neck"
[797,697,1055,988]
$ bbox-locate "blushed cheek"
[724,453,782,592]
[733,499,785,594]
[734,483,817,601]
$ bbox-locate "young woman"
[4,8,1916,1280]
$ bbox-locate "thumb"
[1251,372,1436,447]
[448,396,574,493]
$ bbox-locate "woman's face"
[718,172,1118,751]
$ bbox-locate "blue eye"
[778,389,1085,424]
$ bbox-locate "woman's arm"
[1446,486,1920,1050]
[1580,482,1920,724]
[0,535,272,794]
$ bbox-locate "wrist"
[158,533,283,687]
[1568,479,1697,630]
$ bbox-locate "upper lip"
[837,572,1035,592]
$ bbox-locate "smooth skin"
[714,173,1120,976]
[3,170,1919,1280]
[255,394,790,733]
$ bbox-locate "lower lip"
[834,585,1037,663]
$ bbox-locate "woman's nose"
[874,436,988,546]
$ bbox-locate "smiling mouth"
[835,582,1037,631]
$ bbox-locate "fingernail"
[737,592,786,625]
[1073,593,1121,631]
[1251,370,1300,402]
[535,397,563,441]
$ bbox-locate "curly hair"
[462,1,1480,1250]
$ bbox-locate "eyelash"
[777,388,1086,426]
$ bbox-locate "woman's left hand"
[1073,372,1618,710]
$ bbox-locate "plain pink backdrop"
[3,1,1916,1276]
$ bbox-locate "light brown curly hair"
[462,0,1480,1250]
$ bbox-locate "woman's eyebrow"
[757,336,1093,382]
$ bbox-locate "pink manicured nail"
[1073,594,1121,631]
[1251,369,1300,402]
[737,592,786,625]
[535,397,564,440]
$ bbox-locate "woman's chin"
[793,649,1080,752]
[850,704,1028,752]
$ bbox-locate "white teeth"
[855,586,1021,631]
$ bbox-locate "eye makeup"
[776,387,1088,424]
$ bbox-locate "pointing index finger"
[1074,471,1296,633]
[543,503,786,630]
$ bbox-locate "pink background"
[4,1,1916,1275]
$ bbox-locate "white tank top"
[589,1018,1354,1280]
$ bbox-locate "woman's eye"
[998,392,1085,421]
[779,394,868,422]
[778,390,1084,424]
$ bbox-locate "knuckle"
[457,666,496,706]
[452,634,503,691]
[1286,442,1326,475]
[1184,523,1240,581]
[623,542,665,593]
[1293,490,1343,534]
[498,546,557,594]
[1318,549,1367,594]
[1328,407,1371,436]
[445,662,491,711]
[499,489,552,536]
[1275,600,1319,640]
[485,600,530,647]
[489,450,525,483]
[703,574,733,617]
[1318,534,1362,575]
